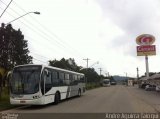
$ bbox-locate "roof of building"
[148,73,160,80]
[139,76,148,81]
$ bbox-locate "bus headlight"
[33,95,40,99]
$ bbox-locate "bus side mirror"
[7,71,12,80]
[44,69,49,77]
[7,71,12,77]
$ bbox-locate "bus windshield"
[10,66,42,94]
[103,80,110,84]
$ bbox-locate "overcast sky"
[0,0,160,77]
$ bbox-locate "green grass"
[0,87,18,111]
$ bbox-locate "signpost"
[137,45,156,56]
[136,34,156,78]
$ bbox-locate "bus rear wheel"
[54,92,60,104]
[78,89,81,97]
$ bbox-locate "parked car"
[140,83,150,89]
[145,85,156,91]
[156,86,160,92]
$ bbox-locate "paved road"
[2,85,160,113]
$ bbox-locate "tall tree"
[0,23,32,70]
[49,58,101,83]
[49,58,81,72]
[79,68,100,83]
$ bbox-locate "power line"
[32,57,48,64]
[0,8,59,52]
[1,1,79,58]
[1,0,88,66]
[13,1,85,57]
[1,8,73,58]
[0,0,13,19]
[11,1,86,59]
[30,52,50,60]
[0,7,64,62]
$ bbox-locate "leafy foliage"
[0,23,32,70]
[49,58,101,83]
[79,68,100,83]
[49,58,81,72]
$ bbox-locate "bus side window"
[80,76,85,83]
[74,75,78,85]
[44,70,52,93]
[45,72,52,84]
[64,73,70,85]
[59,72,64,86]
[52,71,59,86]
[77,75,80,83]
[69,74,74,85]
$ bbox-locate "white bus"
[10,64,85,105]
[102,79,110,87]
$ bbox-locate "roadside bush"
[0,87,9,101]
[86,82,101,90]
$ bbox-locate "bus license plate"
[20,100,26,103]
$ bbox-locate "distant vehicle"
[110,81,117,85]
[156,85,160,92]
[145,85,156,91]
[140,82,150,89]
[10,64,86,105]
[102,79,110,87]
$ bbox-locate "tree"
[0,23,32,92]
[0,73,2,99]
[49,58,101,84]
[79,68,100,83]
[0,23,32,70]
[49,58,81,72]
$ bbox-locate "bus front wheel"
[54,92,60,104]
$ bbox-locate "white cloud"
[1,0,160,77]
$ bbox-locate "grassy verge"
[86,82,101,90]
[0,87,18,111]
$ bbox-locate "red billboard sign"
[136,34,155,46]
[137,45,156,56]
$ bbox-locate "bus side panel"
[69,85,78,97]
[68,83,85,98]
[44,86,68,104]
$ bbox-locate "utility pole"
[99,68,102,81]
[105,72,110,77]
[99,68,102,76]
[145,55,149,78]
[136,67,139,80]
[83,58,90,68]
[124,72,127,79]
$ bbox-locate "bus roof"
[13,64,84,76]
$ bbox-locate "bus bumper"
[10,97,44,105]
